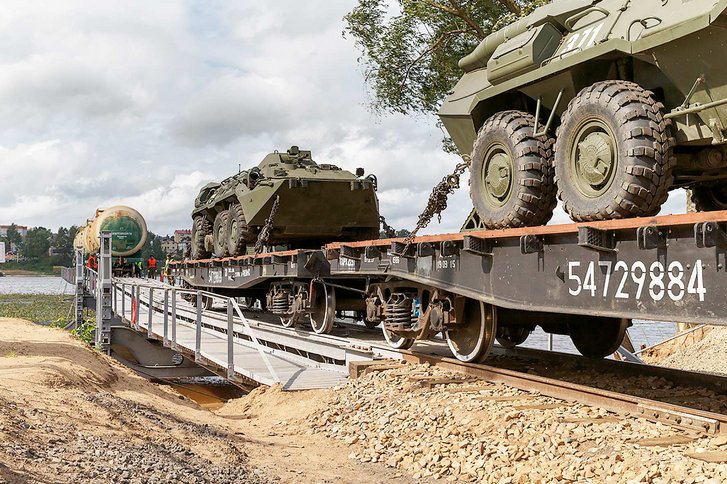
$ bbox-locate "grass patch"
[0,294,97,346]
[0,294,75,325]
[0,260,59,275]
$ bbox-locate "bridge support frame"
[73,248,84,329]
[95,232,113,353]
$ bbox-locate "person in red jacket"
[147,255,157,279]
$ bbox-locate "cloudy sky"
[0,1,686,236]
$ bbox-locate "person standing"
[147,255,157,279]
[164,255,174,286]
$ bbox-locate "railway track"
[123,278,727,438]
[400,350,727,437]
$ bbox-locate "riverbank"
[0,261,60,276]
[1,269,53,276]
[0,318,410,482]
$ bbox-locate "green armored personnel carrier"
[440,0,727,228]
[191,146,380,258]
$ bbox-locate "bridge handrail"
[112,279,280,384]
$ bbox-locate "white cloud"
[0,0,690,237]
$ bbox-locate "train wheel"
[203,295,213,310]
[690,184,727,211]
[445,299,496,363]
[470,110,556,228]
[213,210,230,258]
[190,293,213,310]
[191,216,212,259]
[568,318,629,358]
[496,326,531,349]
[382,325,414,350]
[280,315,296,328]
[310,281,335,334]
[555,81,674,221]
[226,204,249,256]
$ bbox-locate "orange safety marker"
[131,297,137,323]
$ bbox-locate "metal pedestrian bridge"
[60,233,400,390]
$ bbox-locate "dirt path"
[0,318,407,483]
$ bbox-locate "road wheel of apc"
[690,184,727,212]
[495,326,531,349]
[212,210,230,258]
[569,318,629,358]
[470,110,556,229]
[191,216,212,260]
[226,204,250,256]
[445,300,496,363]
[555,81,675,221]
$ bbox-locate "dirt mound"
[640,326,711,364]
[644,325,727,375]
[0,318,407,483]
[217,384,331,422]
[0,318,265,483]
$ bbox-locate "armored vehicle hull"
[440,0,727,228]
[191,147,380,259]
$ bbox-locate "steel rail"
[400,351,727,435]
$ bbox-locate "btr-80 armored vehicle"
[191,146,380,258]
[440,0,727,228]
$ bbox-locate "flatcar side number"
[567,260,706,302]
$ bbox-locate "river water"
[518,320,676,354]
[0,276,675,353]
[0,276,74,295]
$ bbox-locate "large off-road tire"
[226,203,251,256]
[213,210,230,258]
[470,110,557,228]
[690,184,727,212]
[191,216,212,260]
[555,81,675,221]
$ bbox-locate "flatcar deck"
[174,210,727,326]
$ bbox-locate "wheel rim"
[570,119,617,197]
[481,144,513,208]
[229,219,239,243]
[707,185,727,210]
[310,282,335,334]
[382,325,414,349]
[446,300,496,362]
[280,316,296,328]
[216,224,226,246]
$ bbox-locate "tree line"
[0,223,168,273]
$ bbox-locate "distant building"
[0,225,28,238]
[174,229,191,244]
[160,237,177,255]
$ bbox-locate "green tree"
[140,232,166,262]
[344,0,546,123]
[52,225,78,265]
[3,223,23,250]
[22,227,52,259]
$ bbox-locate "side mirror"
[355,167,365,177]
